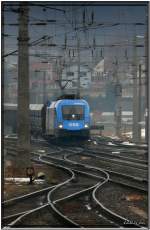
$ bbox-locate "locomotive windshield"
[62,105,84,120]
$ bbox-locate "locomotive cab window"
[62,105,84,120]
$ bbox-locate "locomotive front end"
[56,99,90,138]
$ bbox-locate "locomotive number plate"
[68,123,79,127]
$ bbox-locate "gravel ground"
[3,191,48,217]
[7,205,64,228]
[3,163,68,200]
[56,197,117,227]
[3,136,148,228]
[96,181,148,227]
[3,138,70,201]
[50,173,100,201]
[3,161,71,228]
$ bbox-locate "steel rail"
[64,151,144,227]
[34,150,113,227]
[42,148,147,192]
[42,154,108,180]
[66,146,147,167]
[93,136,148,150]
[4,138,147,228]
[5,203,49,228]
[5,173,109,227]
[45,154,110,227]
[65,151,148,182]
[84,146,147,164]
[57,142,147,166]
[64,153,147,191]
[5,152,75,227]
[79,151,148,171]
[6,156,102,228]
[3,185,56,206]
[3,147,71,226]
[92,185,141,228]
[64,152,143,228]
[3,137,105,227]
[39,152,108,227]
[3,148,63,206]
[39,155,80,227]
[32,147,147,191]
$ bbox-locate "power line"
[3,36,51,58]
[2,3,66,12]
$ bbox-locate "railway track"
[90,136,147,160]
[65,145,147,175]
[8,158,76,227]
[66,144,147,168]
[4,150,110,228]
[63,151,147,227]
[3,136,147,228]
[80,149,147,172]
[83,146,147,165]
[4,148,142,228]
[65,150,147,192]
[92,136,147,149]
[34,150,144,227]
[3,148,69,227]
[3,144,73,224]
[3,186,55,226]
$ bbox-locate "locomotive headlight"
[58,124,63,128]
[84,124,89,128]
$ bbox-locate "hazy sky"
[3,2,148,78]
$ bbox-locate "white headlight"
[84,124,89,128]
[58,124,63,128]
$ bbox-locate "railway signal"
[26,167,35,184]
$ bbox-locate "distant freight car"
[41,99,91,138]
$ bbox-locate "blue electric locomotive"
[43,99,91,138]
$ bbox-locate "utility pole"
[114,59,122,137]
[132,35,139,143]
[2,3,4,139]
[35,71,38,104]
[77,34,80,98]
[57,58,64,96]
[2,3,4,94]
[54,57,66,97]
[137,64,142,142]
[43,71,46,103]
[144,6,148,143]
[17,3,30,155]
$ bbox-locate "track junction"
[3,135,148,228]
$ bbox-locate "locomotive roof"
[50,99,88,108]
